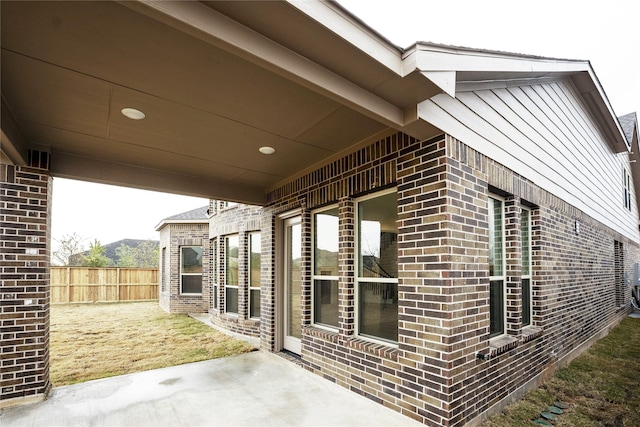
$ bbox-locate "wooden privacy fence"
[51,267,158,303]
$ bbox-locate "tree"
[82,239,112,267]
[115,243,137,267]
[52,233,86,266]
[134,240,159,268]
[115,240,159,268]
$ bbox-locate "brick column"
[0,154,52,408]
[338,197,355,337]
[396,135,489,426]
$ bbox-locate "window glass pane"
[358,193,398,279]
[213,284,218,309]
[250,233,261,288]
[489,279,504,337]
[226,235,238,286]
[287,223,302,339]
[226,286,238,314]
[521,209,530,275]
[181,247,202,273]
[522,278,531,326]
[314,279,339,327]
[314,208,339,276]
[250,289,260,318]
[488,197,503,277]
[359,282,398,342]
[182,275,202,294]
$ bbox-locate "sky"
[338,0,639,117]
[50,179,207,251]
[50,0,639,254]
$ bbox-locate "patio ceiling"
[0,1,441,204]
[2,1,626,205]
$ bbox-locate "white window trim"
[311,204,340,332]
[488,195,507,339]
[180,245,203,295]
[248,231,261,319]
[225,234,239,315]
[354,188,399,347]
[623,167,632,211]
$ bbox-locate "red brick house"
[2,2,639,425]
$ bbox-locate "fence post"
[117,268,121,302]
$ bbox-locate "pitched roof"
[155,206,209,231]
[163,206,209,221]
[619,113,638,146]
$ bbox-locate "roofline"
[154,219,209,232]
[120,1,628,153]
[404,43,628,151]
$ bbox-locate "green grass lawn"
[482,316,640,426]
[50,302,255,386]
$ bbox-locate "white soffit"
[420,71,457,98]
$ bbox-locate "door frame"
[276,210,302,353]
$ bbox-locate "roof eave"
[406,43,628,153]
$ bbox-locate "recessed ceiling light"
[259,146,275,155]
[121,108,146,120]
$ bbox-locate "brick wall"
[208,202,262,337]
[158,223,210,314]
[261,132,638,426]
[0,156,51,407]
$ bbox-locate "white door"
[282,216,302,354]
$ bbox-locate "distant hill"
[70,239,159,266]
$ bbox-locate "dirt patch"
[50,302,255,386]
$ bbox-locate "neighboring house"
[3,3,640,426]
[160,201,264,337]
[156,206,210,314]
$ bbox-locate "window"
[249,232,261,318]
[222,201,238,209]
[211,238,218,309]
[225,235,239,314]
[488,196,505,337]
[313,206,339,329]
[357,191,398,343]
[521,207,532,327]
[180,246,202,294]
[624,168,632,211]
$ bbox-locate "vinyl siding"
[419,78,639,243]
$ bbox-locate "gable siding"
[419,79,639,242]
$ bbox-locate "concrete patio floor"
[0,351,422,427]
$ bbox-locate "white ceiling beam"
[285,0,404,74]
[50,151,266,205]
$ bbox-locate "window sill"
[488,335,518,357]
[304,326,339,343]
[345,337,398,360]
[520,326,543,343]
[303,327,398,361]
